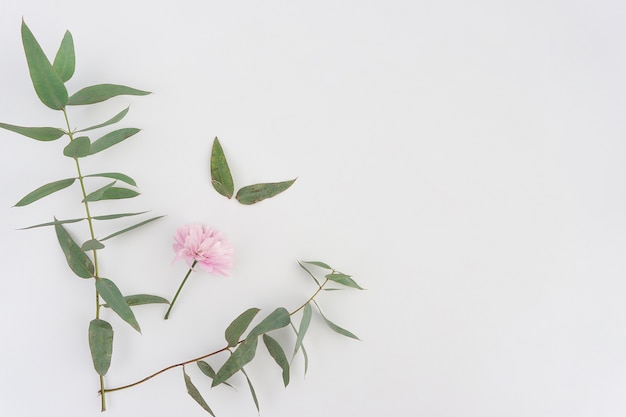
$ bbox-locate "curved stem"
[164,260,198,320]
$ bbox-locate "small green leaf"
[183,367,216,416]
[63,136,91,158]
[225,308,260,347]
[19,217,85,230]
[212,337,258,387]
[293,303,312,358]
[303,261,332,270]
[82,181,116,202]
[102,294,170,308]
[99,215,165,241]
[54,221,94,278]
[88,319,113,376]
[235,179,296,205]
[247,307,291,339]
[78,107,130,132]
[297,261,321,287]
[197,361,216,379]
[14,178,75,207]
[0,123,64,141]
[85,172,137,187]
[87,187,139,202]
[241,367,260,413]
[52,30,75,82]
[68,84,151,106]
[92,211,148,221]
[325,273,364,290]
[96,278,141,333]
[81,239,105,251]
[314,302,359,340]
[263,334,290,387]
[21,20,68,110]
[89,128,140,155]
[210,137,234,199]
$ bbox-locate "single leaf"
[82,181,116,202]
[21,20,68,110]
[54,221,94,278]
[212,337,258,387]
[68,84,151,106]
[225,308,260,347]
[89,128,140,155]
[247,307,291,339]
[198,361,234,389]
[263,334,290,387]
[86,187,139,202]
[0,122,64,141]
[92,211,148,221]
[85,172,137,187]
[325,273,364,290]
[81,239,105,251]
[96,278,141,333]
[303,261,332,270]
[78,107,130,132]
[99,215,165,241]
[183,368,216,416]
[88,319,113,376]
[241,367,260,413]
[19,217,85,230]
[293,303,312,358]
[210,137,234,199]
[14,178,75,207]
[63,136,91,158]
[314,302,359,340]
[297,261,321,287]
[301,342,309,375]
[235,179,296,205]
[102,294,170,308]
[52,30,75,82]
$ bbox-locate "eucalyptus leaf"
[82,181,116,202]
[225,308,260,347]
[183,368,216,416]
[0,123,64,141]
[85,172,137,187]
[21,20,68,110]
[99,215,164,241]
[96,278,141,333]
[81,239,105,251]
[19,217,85,230]
[92,211,148,221]
[247,307,291,339]
[325,273,364,290]
[63,136,91,158]
[77,107,130,132]
[197,361,235,389]
[314,302,359,340]
[54,221,94,278]
[263,334,290,387]
[212,337,258,387]
[14,178,75,207]
[52,30,75,82]
[303,261,332,270]
[102,294,170,308]
[68,84,151,106]
[88,319,113,376]
[293,303,312,358]
[89,128,140,155]
[297,261,321,287]
[235,179,296,205]
[210,137,234,198]
[85,187,139,202]
[241,367,260,413]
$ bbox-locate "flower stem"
[164,260,198,320]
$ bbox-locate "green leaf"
[14,178,75,207]
[293,303,312,358]
[82,181,116,202]
[19,217,85,230]
[96,278,141,333]
[102,294,170,308]
[303,261,332,270]
[212,337,258,387]
[0,122,64,141]
[297,261,321,287]
[247,307,291,339]
[81,239,105,251]
[68,84,151,106]
[197,361,216,379]
[326,273,364,290]
[85,172,137,187]
[99,215,165,241]
[210,137,234,199]
[83,182,139,203]
[54,221,94,278]
[92,211,148,221]
[89,128,140,155]
[52,30,75,82]
[241,367,260,413]
[235,179,296,205]
[314,301,359,340]
[225,308,260,347]
[88,319,113,376]
[21,20,68,110]
[63,136,91,158]
[263,334,290,387]
[78,107,130,132]
[183,367,216,416]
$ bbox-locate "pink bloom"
[172,224,233,275]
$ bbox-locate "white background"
[1,1,626,416]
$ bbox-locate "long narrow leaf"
[77,107,129,132]
[313,301,359,340]
[68,84,151,105]
[54,221,94,278]
[88,319,113,376]
[52,30,75,82]
[247,307,291,339]
[102,294,169,308]
[325,272,364,290]
[212,337,258,387]
[99,215,165,241]
[92,211,148,221]
[183,367,216,416]
[235,179,296,205]
[85,186,139,202]
[89,128,140,155]
[82,181,116,202]
[297,261,321,287]
[225,308,260,347]
[19,217,85,230]
[210,137,234,198]
[197,361,234,389]
[263,334,290,387]
[14,178,75,207]
[0,122,64,141]
[241,367,260,413]
[96,278,141,333]
[293,303,312,358]
[85,172,137,187]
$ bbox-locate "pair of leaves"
[210,138,296,204]
[82,181,139,203]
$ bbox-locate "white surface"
[1,1,626,416]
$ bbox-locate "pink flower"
[172,224,233,275]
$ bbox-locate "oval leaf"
[89,128,140,155]
[15,178,75,207]
[293,303,312,358]
[197,361,216,379]
[303,261,332,270]
[52,30,75,82]
[236,179,296,205]
[0,122,64,141]
[54,221,94,278]
[88,319,113,376]
[225,308,260,347]
[21,20,68,110]
[78,107,130,132]
[212,336,258,387]
[183,368,216,416]
[81,239,105,251]
[247,307,291,339]
[263,334,290,387]
[210,137,234,199]
[68,84,151,106]
[96,278,141,333]
[63,136,91,158]
[325,272,364,290]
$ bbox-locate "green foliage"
[183,367,216,416]
[52,30,75,82]
[314,300,359,340]
[210,137,235,198]
[81,239,105,251]
[85,172,137,187]
[212,336,258,387]
[89,319,113,376]
[247,307,291,339]
[14,178,75,207]
[20,217,85,230]
[0,122,64,141]
[263,334,290,387]
[92,211,148,221]
[63,136,91,158]
[54,221,94,278]
[68,84,151,105]
[293,303,312,358]
[325,272,365,290]
[241,368,260,413]
[225,308,260,347]
[99,215,165,241]
[89,128,140,155]
[78,107,130,132]
[84,185,140,202]
[96,278,141,333]
[302,260,332,270]
[235,179,296,205]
